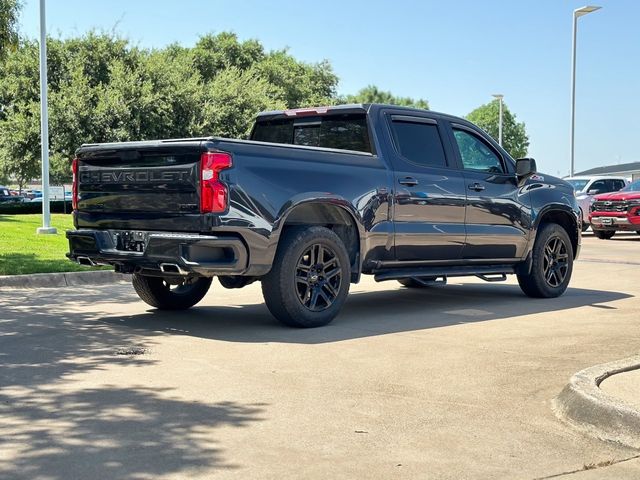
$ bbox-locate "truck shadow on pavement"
[0,287,266,480]
[108,283,632,345]
[0,282,632,478]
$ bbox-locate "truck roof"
[256,103,468,125]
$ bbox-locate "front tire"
[593,229,615,240]
[132,274,212,310]
[261,226,351,328]
[517,223,573,298]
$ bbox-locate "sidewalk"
[601,368,640,411]
[0,270,130,288]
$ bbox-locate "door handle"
[468,183,485,192]
[399,177,419,187]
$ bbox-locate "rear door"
[447,123,529,260]
[384,112,467,261]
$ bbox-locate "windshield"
[622,179,640,191]
[566,179,589,192]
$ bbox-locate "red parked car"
[590,179,640,239]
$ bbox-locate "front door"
[385,113,467,262]
[448,123,530,260]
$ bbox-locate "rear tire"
[398,277,439,288]
[517,223,573,298]
[593,229,615,240]
[132,274,212,310]
[261,226,351,328]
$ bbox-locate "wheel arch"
[534,206,580,258]
[272,197,364,283]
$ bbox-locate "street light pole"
[492,94,504,147]
[36,0,56,235]
[570,5,601,177]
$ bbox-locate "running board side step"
[373,265,516,282]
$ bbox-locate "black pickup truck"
[67,104,581,327]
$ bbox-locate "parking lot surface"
[1,234,639,479]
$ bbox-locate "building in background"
[575,161,640,181]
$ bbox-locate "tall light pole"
[570,5,601,177]
[36,0,56,234]
[492,94,504,147]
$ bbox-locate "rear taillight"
[72,158,79,210]
[200,152,232,213]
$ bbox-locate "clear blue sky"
[17,0,640,177]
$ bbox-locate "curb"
[553,355,640,449]
[0,270,131,289]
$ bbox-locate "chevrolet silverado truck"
[565,176,628,231]
[590,179,640,239]
[67,104,581,327]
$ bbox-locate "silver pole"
[569,12,578,178]
[37,0,56,234]
[498,97,503,147]
[569,6,602,177]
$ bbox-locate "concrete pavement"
[1,234,639,479]
[601,368,640,411]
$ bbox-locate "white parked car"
[566,176,629,230]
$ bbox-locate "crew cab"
[590,179,640,239]
[67,104,581,327]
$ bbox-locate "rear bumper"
[66,229,248,276]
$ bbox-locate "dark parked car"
[67,104,581,327]
[0,186,23,204]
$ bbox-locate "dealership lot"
[1,234,639,479]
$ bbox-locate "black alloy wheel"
[295,243,342,312]
[542,236,569,288]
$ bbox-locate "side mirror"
[587,189,600,195]
[516,158,537,178]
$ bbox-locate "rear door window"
[251,114,372,153]
[389,119,447,168]
[612,179,626,191]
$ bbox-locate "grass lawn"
[0,214,110,275]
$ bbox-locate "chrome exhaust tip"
[77,256,96,266]
[159,263,188,275]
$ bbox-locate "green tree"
[343,85,429,109]
[0,0,21,60]
[466,100,529,158]
[195,66,286,139]
[0,30,432,186]
[256,51,337,108]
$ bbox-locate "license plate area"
[115,231,149,252]
[601,218,614,225]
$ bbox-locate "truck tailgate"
[75,140,206,232]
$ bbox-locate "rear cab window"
[251,113,372,153]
